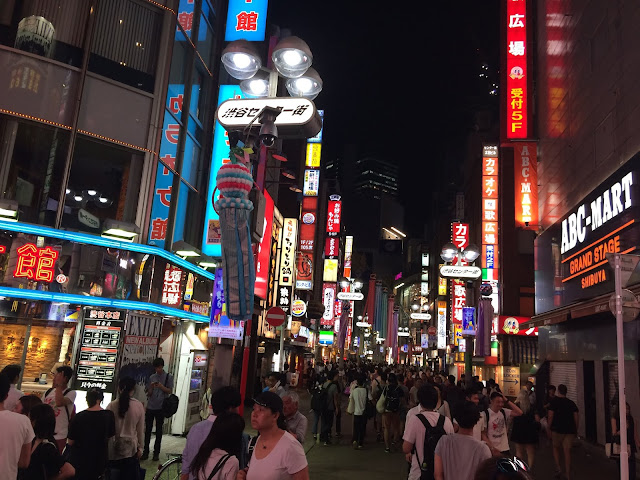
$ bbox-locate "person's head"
[488,378,496,386]
[456,401,482,430]
[473,456,532,480]
[357,374,366,386]
[189,412,245,477]
[211,386,242,415]
[326,370,337,381]
[117,376,136,418]
[251,391,286,431]
[14,394,42,415]
[525,381,534,392]
[515,388,531,414]
[490,391,505,411]
[557,384,568,397]
[417,384,439,410]
[30,403,56,441]
[152,357,165,375]
[398,373,405,384]
[0,373,10,404]
[447,375,455,386]
[86,387,104,408]
[547,385,556,397]
[461,374,466,380]
[380,371,388,382]
[282,391,300,418]
[465,388,480,405]
[414,378,423,389]
[388,373,398,385]
[54,366,73,387]
[434,375,443,384]
[1,364,21,384]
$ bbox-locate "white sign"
[279,219,298,287]
[337,292,364,301]
[217,98,317,127]
[561,171,633,254]
[439,265,482,279]
[323,286,335,321]
[303,169,320,196]
[501,366,520,397]
[608,288,640,323]
[437,305,447,349]
[78,208,100,229]
[410,312,431,320]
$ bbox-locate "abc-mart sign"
[439,265,481,280]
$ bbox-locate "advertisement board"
[279,219,298,287]
[505,0,528,139]
[224,0,268,42]
[437,301,447,349]
[303,169,320,196]
[255,191,274,299]
[326,198,342,234]
[322,283,336,326]
[514,143,538,228]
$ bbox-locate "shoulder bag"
[161,373,179,418]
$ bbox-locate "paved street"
[143,388,627,479]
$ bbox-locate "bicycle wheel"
[151,456,182,480]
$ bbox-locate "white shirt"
[482,408,512,452]
[42,387,77,439]
[246,432,307,480]
[403,410,455,480]
[0,410,35,480]
[348,386,370,415]
[5,385,23,412]
[454,417,483,441]
[196,448,239,480]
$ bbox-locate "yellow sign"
[305,143,322,167]
[496,366,521,397]
[323,259,338,282]
[438,265,447,296]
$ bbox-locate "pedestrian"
[319,369,339,445]
[1,364,23,411]
[283,391,307,444]
[42,366,76,453]
[371,369,386,442]
[334,370,344,439]
[481,392,523,456]
[398,373,410,432]
[238,391,309,480]
[525,381,536,408]
[142,357,173,461]
[409,378,423,409]
[379,372,404,453]
[458,374,467,390]
[547,384,578,479]
[510,388,539,468]
[265,372,286,398]
[454,387,484,441]
[402,384,455,480]
[434,401,491,480]
[188,412,244,480]
[541,384,556,439]
[473,456,533,480]
[309,373,324,442]
[434,384,452,420]
[66,387,116,480]
[611,401,639,479]
[347,374,370,449]
[0,372,34,480]
[23,403,75,480]
[106,376,145,479]
[14,394,43,416]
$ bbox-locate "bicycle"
[151,453,182,480]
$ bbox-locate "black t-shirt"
[23,440,65,480]
[68,409,116,478]
[548,396,578,434]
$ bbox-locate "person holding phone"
[143,358,173,461]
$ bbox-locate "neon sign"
[506,0,528,139]
[13,243,59,282]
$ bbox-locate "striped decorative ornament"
[216,162,253,198]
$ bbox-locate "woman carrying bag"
[106,377,145,480]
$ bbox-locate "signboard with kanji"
[514,142,538,229]
[224,0,268,42]
[161,264,183,307]
[505,0,528,139]
[279,218,298,287]
[13,243,59,283]
[326,199,342,235]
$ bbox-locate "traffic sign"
[608,289,640,323]
[427,326,437,336]
[337,292,364,301]
[265,307,286,327]
[439,265,482,279]
[606,253,640,287]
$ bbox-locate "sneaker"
[152,454,160,462]
[140,452,149,461]
[323,441,330,446]
[357,445,363,449]
[384,448,391,453]
[312,434,317,440]
[352,441,358,449]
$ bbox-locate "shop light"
[285,67,323,100]
[390,226,406,238]
[288,185,302,193]
[398,331,411,337]
[198,255,217,269]
[356,322,370,328]
[272,36,313,78]
[173,240,201,258]
[221,40,262,80]
[0,200,19,222]
[102,219,139,242]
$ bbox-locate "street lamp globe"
[272,36,313,78]
[221,40,262,80]
[340,278,350,289]
[440,242,458,263]
[411,302,420,311]
[354,280,363,290]
[462,243,481,263]
[285,67,323,100]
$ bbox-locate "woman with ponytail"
[106,376,145,478]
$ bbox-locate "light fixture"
[239,70,270,98]
[271,36,313,78]
[340,278,350,288]
[357,315,363,321]
[356,321,370,328]
[173,240,201,258]
[462,244,481,263]
[271,152,288,162]
[281,169,296,180]
[198,255,217,269]
[354,281,363,290]
[390,226,407,238]
[285,67,323,100]
[411,302,420,311]
[0,199,19,222]
[221,40,262,80]
[440,242,458,263]
[73,194,84,202]
[101,219,139,242]
[85,189,98,197]
[288,185,302,193]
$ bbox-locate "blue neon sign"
[224,0,268,42]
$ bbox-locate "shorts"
[551,432,576,448]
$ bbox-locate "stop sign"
[427,326,437,336]
[266,307,286,328]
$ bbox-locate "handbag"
[365,400,376,419]
[110,413,136,458]
[606,434,622,458]
[376,387,387,414]
[347,395,355,415]
[161,373,179,418]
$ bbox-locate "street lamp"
[440,243,480,264]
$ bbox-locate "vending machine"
[171,349,208,434]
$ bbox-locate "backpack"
[415,413,446,480]
[384,385,401,413]
[45,387,75,422]
[161,374,179,418]
[206,453,231,480]
[311,383,328,412]
[483,408,507,430]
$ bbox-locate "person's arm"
[504,396,522,417]
[291,466,309,480]
[547,409,555,430]
[53,462,75,480]
[136,404,145,457]
[18,442,31,468]
[295,416,308,444]
[54,387,73,407]
[434,454,444,480]
[157,373,173,394]
[611,417,619,436]
[402,440,414,455]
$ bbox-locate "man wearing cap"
[283,391,307,444]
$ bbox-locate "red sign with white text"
[325,237,339,259]
[506,0,528,139]
[255,191,274,299]
[161,264,183,307]
[514,142,538,229]
[326,200,342,234]
[451,222,470,325]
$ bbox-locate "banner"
[514,142,538,228]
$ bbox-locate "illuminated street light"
[440,242,458,262]
[285,67,323,100]
[271,36,313,78]
[221,40,261,80]
[462,244,481,263]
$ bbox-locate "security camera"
[257,106,281,147]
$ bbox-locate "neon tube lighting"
[390,226,406,238]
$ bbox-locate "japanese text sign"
[514,142,538,229]
[161,264,183,307]
[482,145,500,280]
[322,282,336,326]
[255,191,274,299]
[299,197,317,253]
[506,0,528,139]
[224,0,268,42]
[306,143,322,168]
[343,236,353,279]
[303,169,320,197]
[13,243,59,283]
[452,222,469,251]
[326,199,342,234]
[279,218,298,287]
[325,237,339,259]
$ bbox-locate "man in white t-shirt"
[42,366,76,453]
[453,387,484,441]
[403,384,454,480]
[1,364,23,412]
[0,372,34,480]
[481,391,523,456]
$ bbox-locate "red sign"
[14,243,59,283]
[299,196,318,253]
[161,264,183,306]
[326,200,342,234]
[255,191,274,299]
[452,223,469,251]
[266,306,286,327]
[325,237,339,259]
[482,145,499,279]
[427,326,437,335]
[506,0,528,139]
[451,222,470,325]
[514,142,538,229]
[496,316,538,336]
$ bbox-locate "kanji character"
[157,187,172,207]
[236,11,258,32]
[509,41,525,56]
[292,105,309,116]
[178,11,193,32]
[150,218,168,240]
[509,14,525,28]
[14,243,38,279]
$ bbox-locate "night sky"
[268,1,501,236]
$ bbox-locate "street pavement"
[143,388,629,479]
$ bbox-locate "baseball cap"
[253,391,284,414]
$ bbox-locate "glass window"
[181,133,201,190]
[0,115,69,226]
[173,181,203,248]
[0,0,90,67]
[61,136,143,234]
[89,0,162,92]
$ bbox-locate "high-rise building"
[353,156,399,199]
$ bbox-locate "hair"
[490,391,503,401]
[327,370,337,381]
[474,457,533,480]
[456,401,482,429]
[388,373,398,385]
[1,364,21,383]
[0,373,10,403]
[57,366,73,382]
[547,384,556,392]
[380,371,388,382]
[417,384,439,410]
[210,386,241,415]
[515,389,531,414]
[525,380,534,388]
[30,403,57,441]
[557,384,568,396]
[283,391,300,404]
[397,374,405,383]
[152,358,165,368]
[18,395,43,416]
[117,376,136,418]
[189,412,245,477]
[86,387,104,407]
[465,387,480,399]
[447,375,456,384]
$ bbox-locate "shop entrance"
[583,360,597,443]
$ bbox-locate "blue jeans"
[312,410,321,435]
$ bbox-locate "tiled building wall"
[536,0,640,227]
